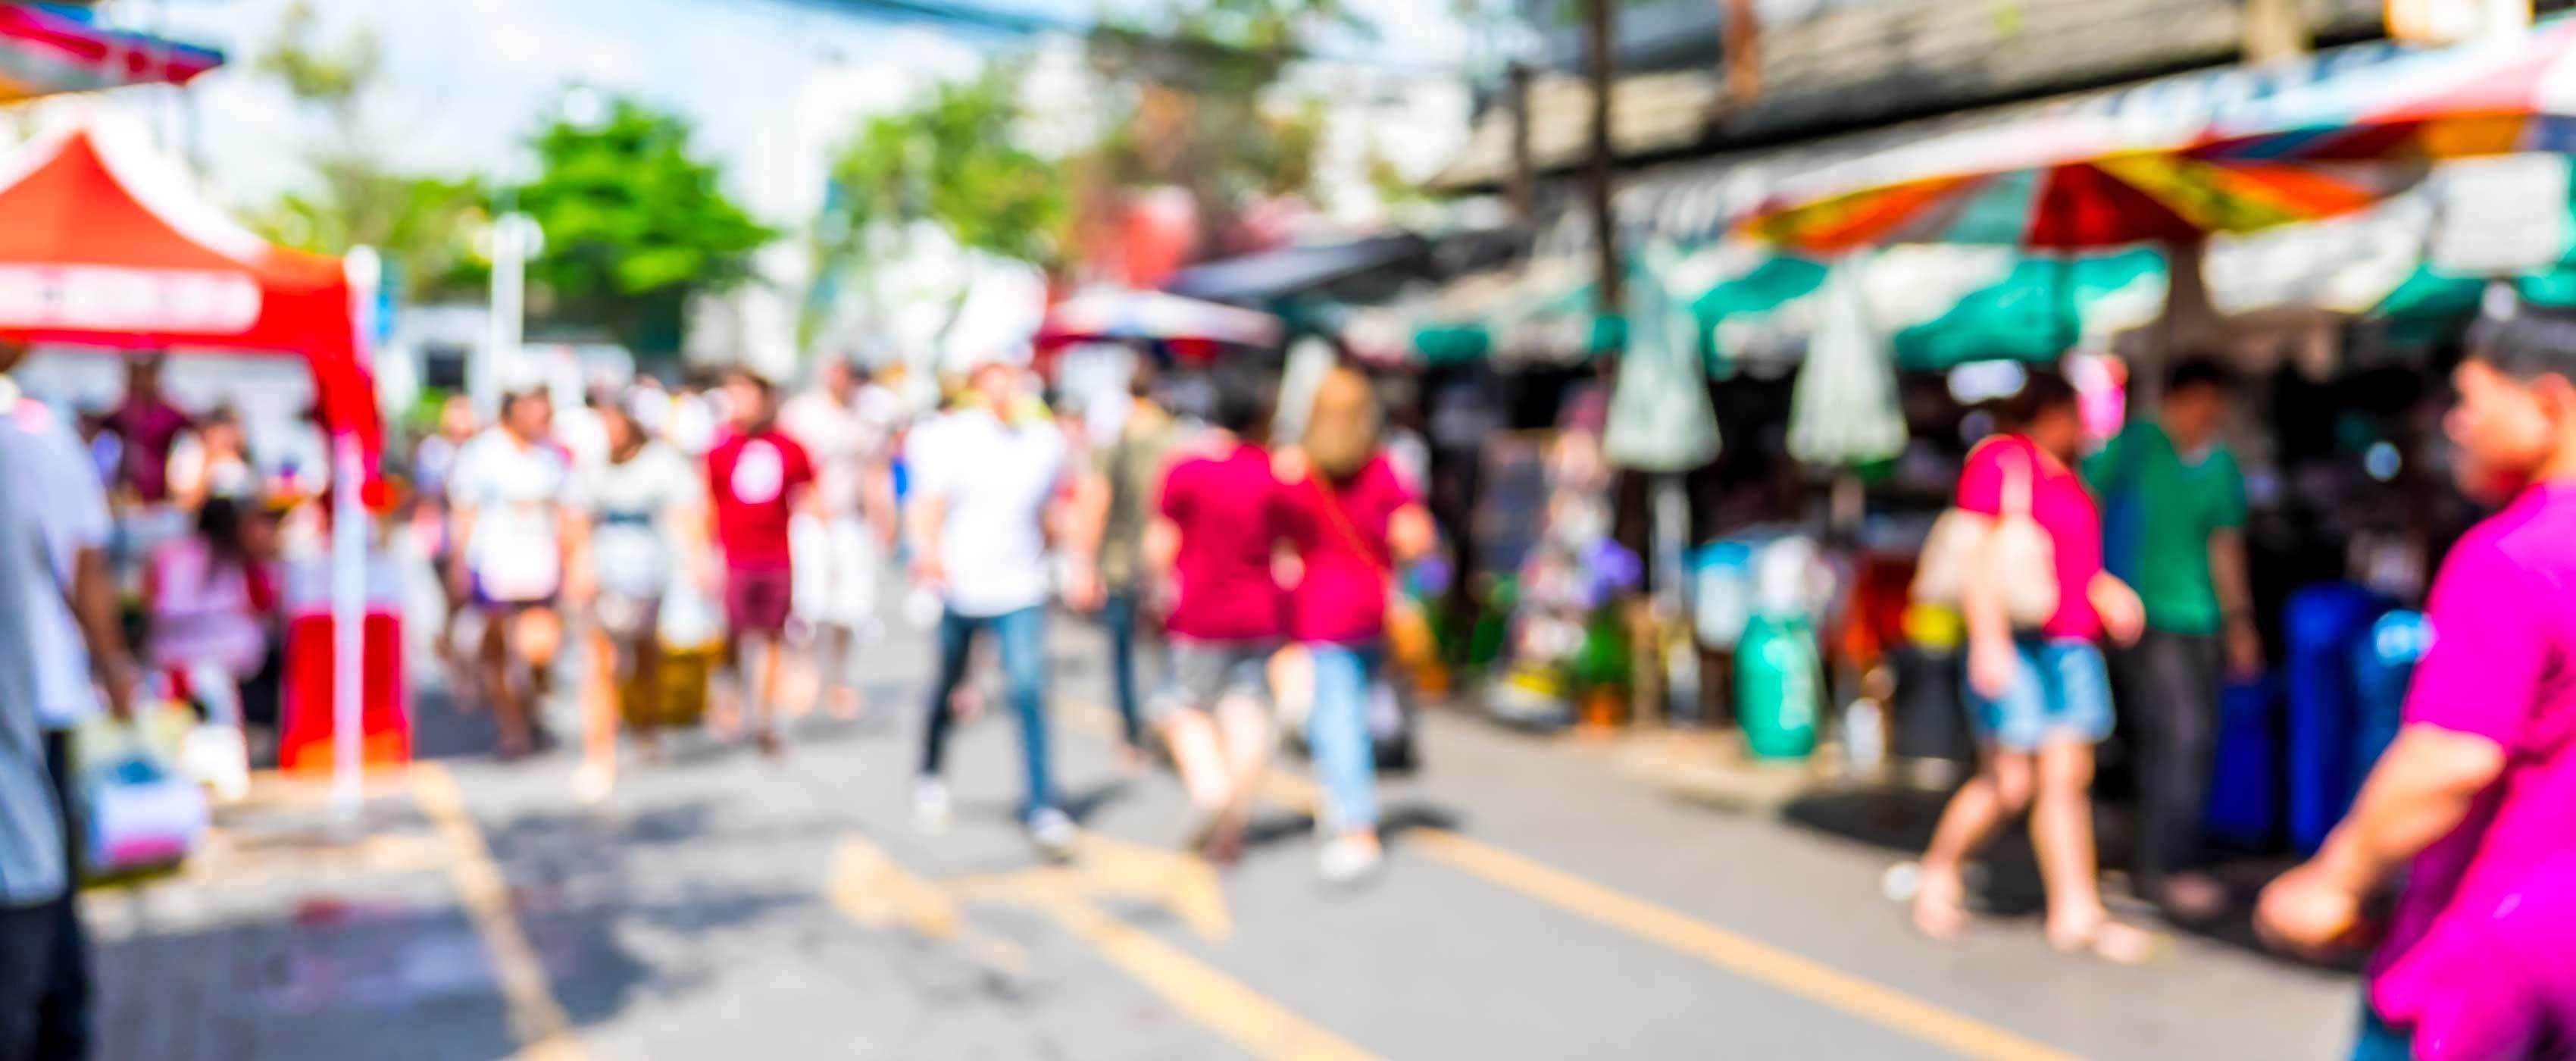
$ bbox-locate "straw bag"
[1912,441,2058,629]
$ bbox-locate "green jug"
[1737,615,1821,761]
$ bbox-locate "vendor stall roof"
[0,116,381,459]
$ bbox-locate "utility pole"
[1585,0,1622,313]
[1507,61,1537,224]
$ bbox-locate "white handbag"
[1912,441,2059,629]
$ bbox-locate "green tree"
[514,99,774,358]
[810,70,1066,349]
[250,0,485,301]
[823,70,1068,270]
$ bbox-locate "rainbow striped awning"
[0,3,223,104]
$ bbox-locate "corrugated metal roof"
[1433,0,2457,191]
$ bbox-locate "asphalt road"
[83,612,2363,1061]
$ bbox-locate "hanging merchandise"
[1605,240,1723,472]
[1787,258,1908,466]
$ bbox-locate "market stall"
[0,115,402,814]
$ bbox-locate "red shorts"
[724,565,795,637]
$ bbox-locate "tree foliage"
[514,99,774,356]
[822,70,1068,271]
[250,0,485,301]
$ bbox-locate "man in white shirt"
[780,358,902,719]
[0,340,136,1059]
[907,358,1076,859]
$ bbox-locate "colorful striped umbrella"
[1739,111,2428,253]
[0,4,223,103]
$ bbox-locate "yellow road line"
[830,828,1374,1061]
[1025,888,1387,1061]
[1074,703,2084,1061]
[412,763,587,1061]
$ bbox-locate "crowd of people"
[405,349,1427,878]
[1907,318,2576,1056]
[8,306,2576,1056]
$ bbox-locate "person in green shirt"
[2086,358,2263,922]
[1065,361,1187,770]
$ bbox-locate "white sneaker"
[911,778,953,835]
[1027,808,1077,862]
[1318,834,1383,886]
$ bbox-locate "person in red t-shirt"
[705,368,818,757]
[1145,383,1289,863]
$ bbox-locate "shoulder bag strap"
[1308,471,1392,578]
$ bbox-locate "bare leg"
[516,609,564,746]
[1164,709,1233,855]
[575,628,619,802]
[821,625,864,719]
[748,631,786,757]
[1912,750,2033,940]
[480,609,533,757]
[2033,739,2155,962]
[1205,693,1274,862]
[629,634,664,762]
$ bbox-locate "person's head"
[599,399,646,459]
[1996,366,2084,462]
[2160,358,2235,447]
[201,407,245,455]
[438,393,477,439]
[1128,358,1160,403]
[1302,365,1380,480]
[722,367,775,429]
[1210,379,1271,446]
[2452,307,2576,501]
[968,359,1019,414]
[817,357,860,402]
[197,496,250,569]
[501,387,552,442]
[127,355,165,399]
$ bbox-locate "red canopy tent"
[0,117,383,463]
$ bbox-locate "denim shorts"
[1151,640,1275,721]
[1965,637,2114,751]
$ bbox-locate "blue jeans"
[1307,643,1383,834]
[1102,591,1147,748]
[2352,1003,2410,1061]
[921,606,1057,820]
[1965,637,2115,752]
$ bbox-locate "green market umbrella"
[1890,248,2167,369]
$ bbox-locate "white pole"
[330,433,367,822]
[478,214,533,419]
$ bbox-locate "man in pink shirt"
[2262,308,2576,1060]
[1144,386,1287,862]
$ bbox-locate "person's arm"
[2212,453,2262,675]
[1062,449,1115,611]
[1389,503,1436,565]
[2259,543,2532,957]
[2211,529,2262,674]
[71,546,136,720]
[909,493,949,587]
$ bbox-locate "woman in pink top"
[1277,367,1436,884]
[1912,368,2152,962]
[2262,308,2576,1061]
[144,498,279,715]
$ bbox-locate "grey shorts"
[1151,640,1276,722]
[592,592,663,644]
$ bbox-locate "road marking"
[1024,888,1384,1061]
[1069,703,2084,1061]
[412,763,587,1061]
[827,831,1379,1061]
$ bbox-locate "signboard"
[0,265,261,333]
[2389,0,2532,45]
